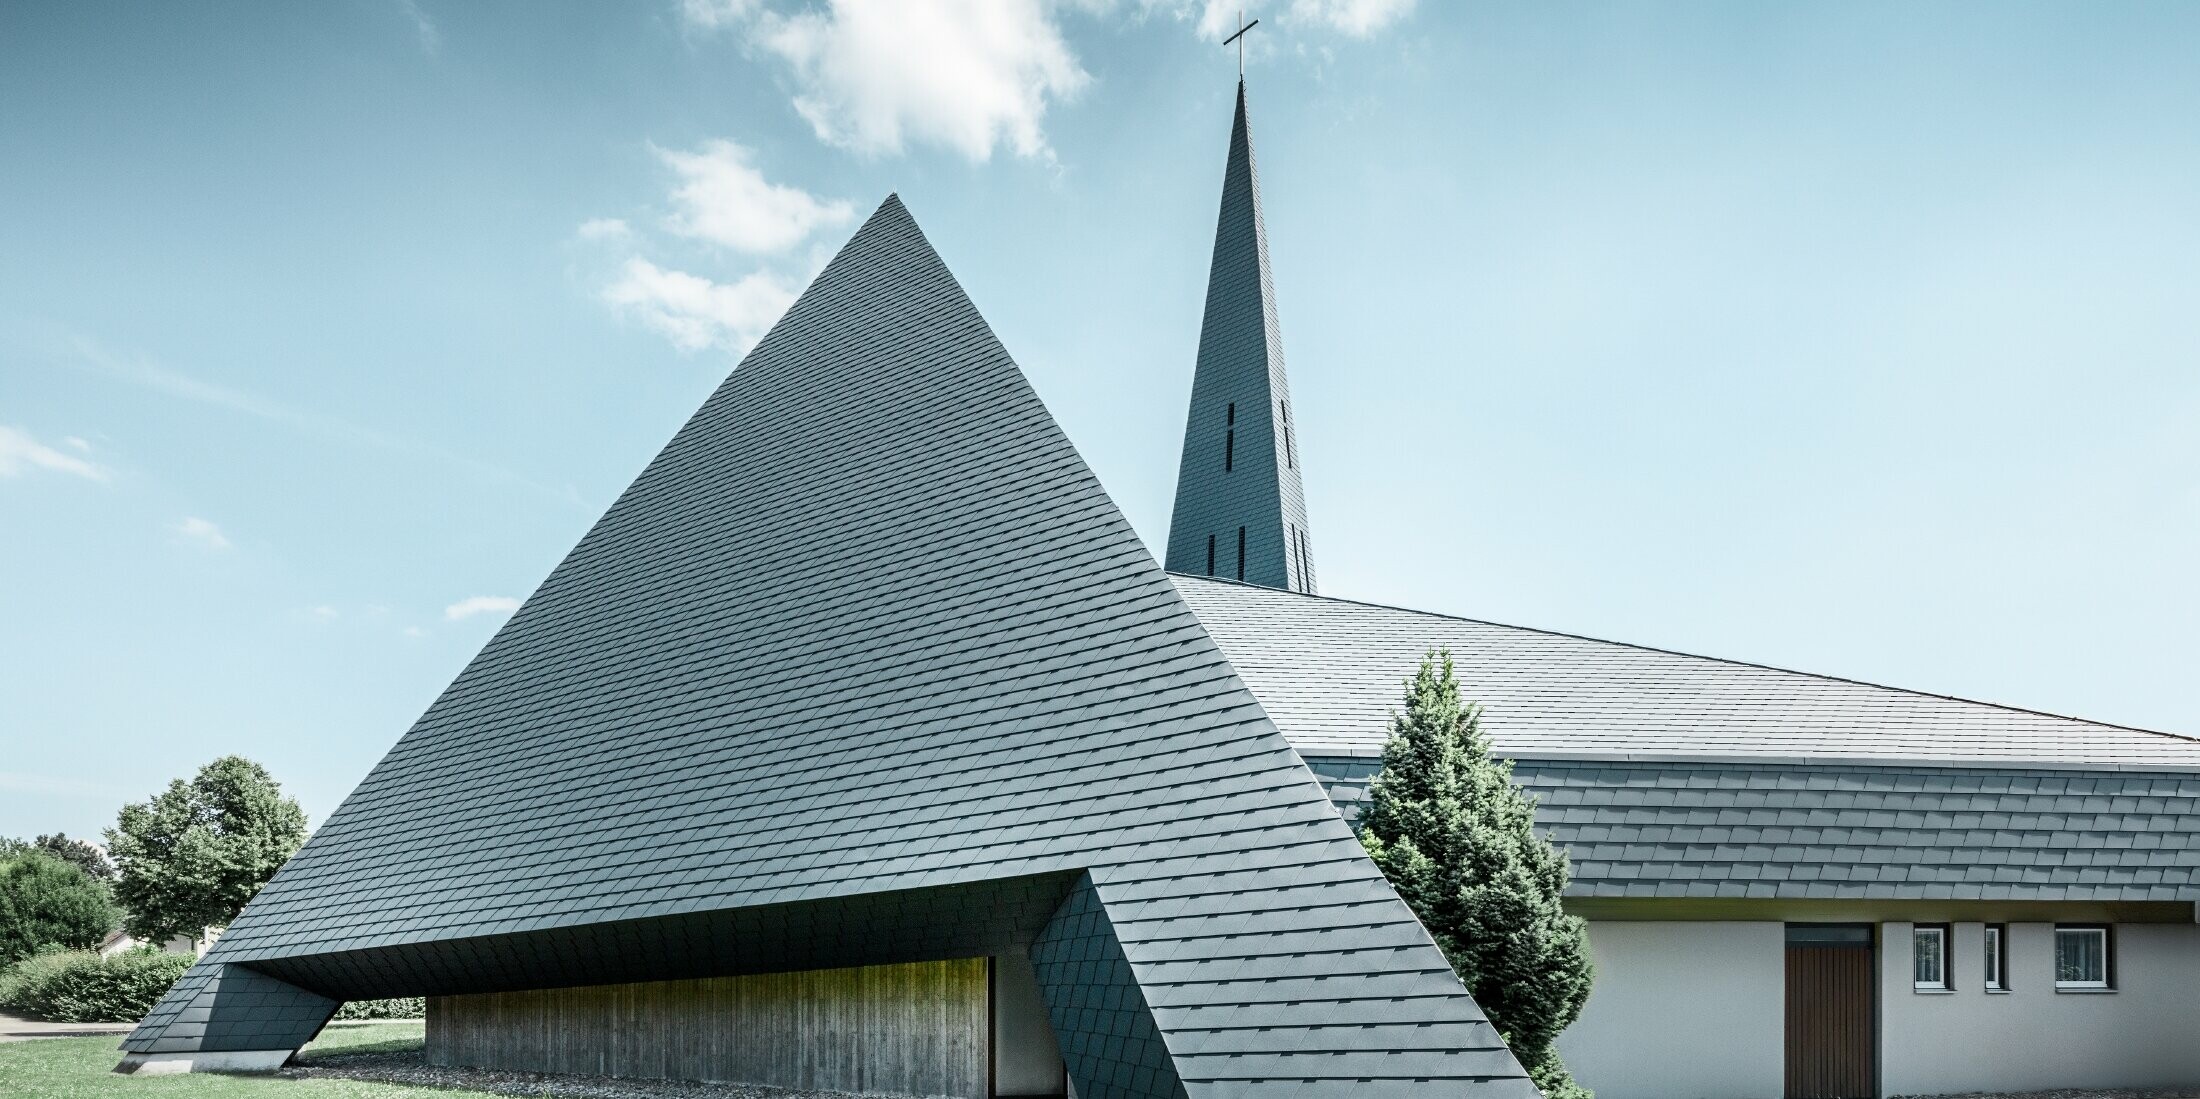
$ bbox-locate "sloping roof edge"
[1176,574,2194,746]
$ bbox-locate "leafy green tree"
[104,757,308,945]
[34,833,115,881]
[0,849,120,963]
[1358,652,1595,1099]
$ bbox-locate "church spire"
[1164,79,1316,593]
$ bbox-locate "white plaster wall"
[1880,921,2200,1095]
[1559,921,1786,1099]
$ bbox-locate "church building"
[121,79,2199,1099]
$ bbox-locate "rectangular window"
[1281,400,1293,469]
[1206,534,1216,576]
[2055,926,2111,989]
[1224,429,1234,471]
[1912,925,1949,990]
[1984,925,2006,991]
[1236,526,1246,581]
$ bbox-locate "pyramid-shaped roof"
[126,197,1533,1097]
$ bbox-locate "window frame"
[2054,924,2113,991]
[1983,924,2007,992]
[1912,923,1951,991]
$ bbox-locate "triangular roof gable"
[225,194,1186,946]
[129,198,1533,1096]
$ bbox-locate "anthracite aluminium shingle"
[1163,80,1317,594]
[1173,576,2200,903]
[1172,574,2200,767]
[1312,757,2200,902]
[125,197,1533,1098]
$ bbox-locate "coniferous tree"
[105,757,307,945]
[1358,651,1595,1099]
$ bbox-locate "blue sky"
[4,1,2197,839]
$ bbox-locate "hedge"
[334,997,425,1019]
[0,948,192,1023]
[0,949,429,1024]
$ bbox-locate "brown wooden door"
[1785,925,1876,1099]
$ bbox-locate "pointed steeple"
[1165,79,1316,593]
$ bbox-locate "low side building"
[1177,576,2200,1099]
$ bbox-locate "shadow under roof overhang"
[249,871,1082,1002]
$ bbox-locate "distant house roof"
[1173,575,2200,771]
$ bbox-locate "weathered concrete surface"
[430,958,992,1098]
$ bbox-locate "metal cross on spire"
[1222,9,1259,77]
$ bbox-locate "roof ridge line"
[1168,573,2199,745]
[1299,744,2200,777]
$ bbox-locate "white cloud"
[754,0,1091,161]
[55,335,577,507]
[175,516,231,550]
[0,425,106,480]
[309,605,339,621]
[1285,0,1415,37]
[655,140,852,253]
[1182,0,1414,41]
[399,0,440,53]
[1188,0,1238,40]
[64,436,91,451]
[679,0,759,31]
[603,257,795,353]
[444,595,521,621]
[403,625,427,638]
[576,217,632,241]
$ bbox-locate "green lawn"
[0,1022,474,1099]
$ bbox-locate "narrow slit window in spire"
[1236,526,1246,581]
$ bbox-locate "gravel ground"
[285,1046,877,1099]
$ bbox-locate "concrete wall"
[1559,921,1786,1099]
[430,957,991,1097]
[1880,921,2200,1095]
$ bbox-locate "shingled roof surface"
[1311,756,2200,901]
[1175,577,2200,902]
[1172,575,2200,768]
[127,199,1533,1096]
